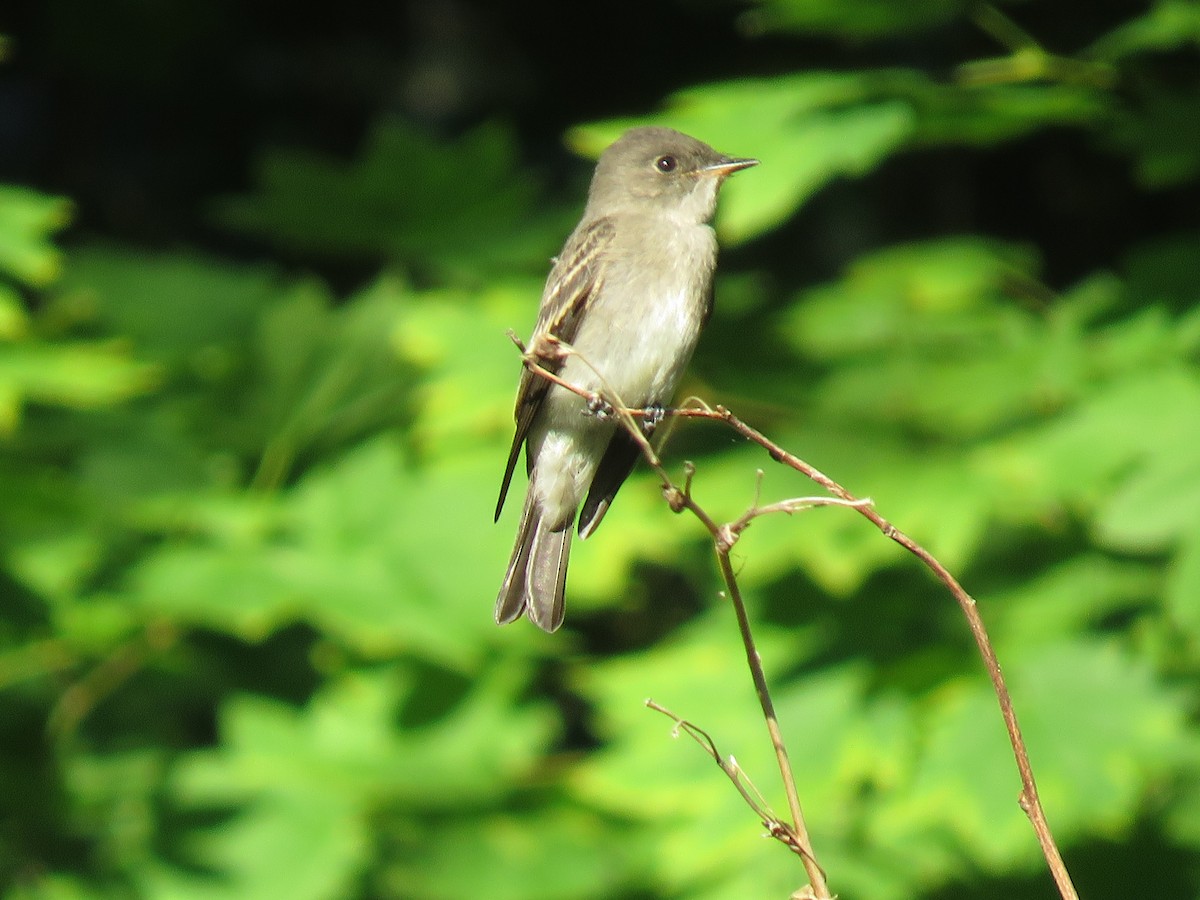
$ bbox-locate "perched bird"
[494,126,758,631]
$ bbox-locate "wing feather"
[494,218,615,520]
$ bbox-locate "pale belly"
[526,217,715,528]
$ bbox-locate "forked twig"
[515,342,1077,900]
[645,699,824,874]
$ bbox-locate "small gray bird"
[494,126,758,631]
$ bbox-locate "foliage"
[3,2,1200,898]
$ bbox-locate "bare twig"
[646,699,825,873]
[681,406,1078,900]
[516,348,1078,900]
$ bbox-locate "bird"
[494,126,758,632]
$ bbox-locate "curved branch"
[517,351,1077,899]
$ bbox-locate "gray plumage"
[494,126,757,632]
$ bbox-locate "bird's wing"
[494,217,615,521]
[577,428,640,538]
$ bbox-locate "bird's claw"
[585,395,614,419]
[643,404,666,433]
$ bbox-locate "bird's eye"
[655,155,678,173]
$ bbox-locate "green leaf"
[215,122,574,277]
[570,615,896,894]
[57,247,284,363]
[998,365,1200,538]
[1097,451,1200,551]
[0,284,29,339]
[909,81,1109,145]
[1091,0,1200,59]
[0,339,159,415]
[0,184,72,287]
[993,555,1162,646]
[387,806,639,900]
[126,437,516,665]
[1108,86,1200,188]
[391,279,538,460]
[1164,521,1200,636]
[741,0,965,39]
[874,638,1192,871]
[785,238,1042,358]
[142,668,555,899]
[243,276,417,487]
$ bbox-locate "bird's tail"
[495,482,571,632]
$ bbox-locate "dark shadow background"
[3,0,1194,292]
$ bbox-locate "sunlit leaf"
[0,339,159,410]
[0,185,72,287]
[141,668,555,899]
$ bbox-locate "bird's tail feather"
[495,491,536,626]
[495,483,571,632]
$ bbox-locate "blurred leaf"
[1165,521,1200,637]
[0,185,72,287]
[215,122,574,277]
[996,365,1200,542]
[1097,450,1200,551]
[0,285,29,338]
[994,555,1161,646]
[56,247,284,363]
[1108,86,1200,188]
[905,78,1109,145]
[142,667,555,899]
[390,279,534,460]
[1091,0,1200,59]
[882,638,1194,869]
[1164,761,1200,855]
[571,615,849,894]
[126,436,513,666]
[63,749,168,874]
[0,339,158,421]
[785,237,1042,354]
[388,806,638,900]
[244,277,416,487]
[741,0,965,39]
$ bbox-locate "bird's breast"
[565,221,715,409]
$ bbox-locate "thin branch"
[689,407,1078,900]
[727,490,874,545]
[714,544,830,896]
[517,351,1078,900]
[646,699,825,873]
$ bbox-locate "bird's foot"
[585,394,614,419]
[643,404,666,434]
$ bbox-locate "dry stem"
[518,346,1077,900]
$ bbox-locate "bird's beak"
[700,156,759,178]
